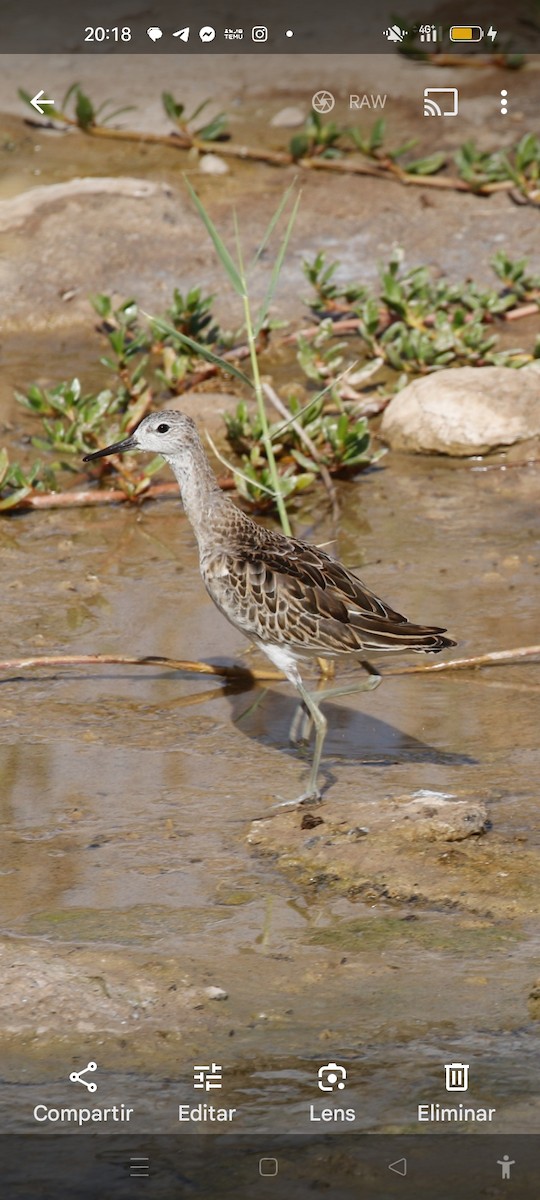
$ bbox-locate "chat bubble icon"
[147,26,163,41]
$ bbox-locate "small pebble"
[270,106,305,128]
[301,813,324,830]
[205,985,228,1000]
[199,154,229,175]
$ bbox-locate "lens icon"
[317,1062,347,1091]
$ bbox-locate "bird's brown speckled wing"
[202,535,456,656]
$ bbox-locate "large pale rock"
[380,364,540,456]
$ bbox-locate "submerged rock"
[247,789,539,919]
[0,176,171,233]
[380,364,540,456]
[0,938,201,1036]
[394,794,489,842]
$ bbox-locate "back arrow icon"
[30,90,55,115]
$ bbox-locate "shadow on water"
[229,684,477,769]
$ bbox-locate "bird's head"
[83,410,198,462]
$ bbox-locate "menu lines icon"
[130,1156,150,1178]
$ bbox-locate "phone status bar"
[2,0,537,54]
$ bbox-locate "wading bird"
[85,411,456,805]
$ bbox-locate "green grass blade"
[250,181,297,267]
[17,88,35,112]
[144,313,253,387]
[254,192,301,335]
[99,105,137,125]
[60,82,80,112]
[184,177,245,297]
[233,208,245,275]
[205,431,276,496]
[186,98,212,122]
[269,365,359,441]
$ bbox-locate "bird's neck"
[164,443,230,541]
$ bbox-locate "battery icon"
[450,25,484,41]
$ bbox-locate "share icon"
[69,1061,98,1092]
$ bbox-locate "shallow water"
[1,421,539,1134]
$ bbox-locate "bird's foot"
[272,787,323,810]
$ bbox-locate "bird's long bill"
[83,434,138,462]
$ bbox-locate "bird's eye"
[156,423,170,433]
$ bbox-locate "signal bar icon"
[423,87,458,118]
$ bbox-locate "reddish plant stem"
[0,646,539,681]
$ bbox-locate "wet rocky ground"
[0,52,539,1140]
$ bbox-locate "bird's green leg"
[274,676,328,808]
[292,677,328,804]
[289,698,311,745]
[289,661,382,744]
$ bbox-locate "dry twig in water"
[386,645,540,674]
[1,645,539,682]
[0,653,283,681]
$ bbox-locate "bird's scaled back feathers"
[83,408,456,660]
[201,520,456,658]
